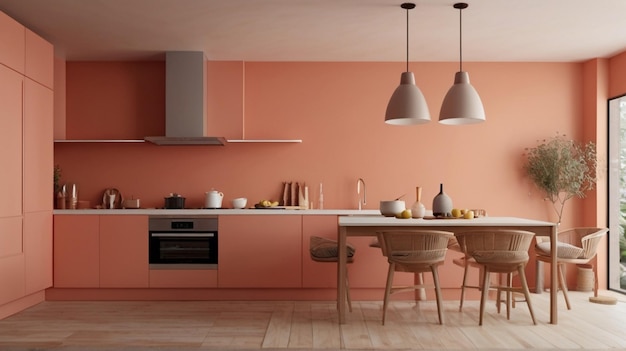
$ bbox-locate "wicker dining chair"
[535,227,609,309]
[376,230,454,325]
[309,236,356,312]
[454,229,537,326]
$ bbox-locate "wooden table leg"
[535,261,544,293]
[550,225,558,324]
[337,226,347,324]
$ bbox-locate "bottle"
[410,186,426,218]
[432,183,452,217]
[318,183,324,210]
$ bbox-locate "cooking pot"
[164,193,185,209]
[205,190,224,208]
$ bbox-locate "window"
[608,95,626,292]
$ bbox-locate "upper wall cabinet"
[24,29,53,89]
[0,11,25,74]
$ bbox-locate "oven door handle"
[150,233,215,238]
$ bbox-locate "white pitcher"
[205,190,224,208]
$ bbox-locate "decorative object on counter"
[384,3,431,125]
[432,183,452,217]
[53,165,61,191]
[410,186,426,218]
[122,196,141,209]
[282,181,309,208]
[439,2,485,125]
[205,189,224,208]
[380,200,405,217]
[164,193,185,209]
[231,197,247,209]
[319,182,324,209]
[523,133,597,225]
[60,183,79,210]
[102,188,122,209]
[357,178,366,210]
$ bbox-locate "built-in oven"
[148,216,218,269]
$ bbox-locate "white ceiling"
[0,0,625,62]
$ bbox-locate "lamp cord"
[406,6,409,72]
[458,6,463,72]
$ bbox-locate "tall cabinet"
[0,11,54,318]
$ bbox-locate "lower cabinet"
[149,270,217,288]
[53,215,100,287]
[99,215,149,288]
[23,212,53,294]
[218,215,302,288]
[54,215,149,288]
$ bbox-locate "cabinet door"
[53,215,99,287]
[24,28,53,89]
[23,78,53,213]
[0,217,25,305]
[99,215,149,288]
[0,65,23,217]
[0,11,24,73]
[24,211,53,293]
[218,215,302,288]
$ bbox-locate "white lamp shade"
[439,71,485,125]
[385,72,431,125]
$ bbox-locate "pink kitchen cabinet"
[0,217,25,306]
[24,28,53,89]
[0,65,23,218]
[218,215,302,288]
[23,78,53,213]
[99,215,149,288]
[149,270,217,288]
[23,212,53,294]
[0,11,25,74]
[53,215,100,287]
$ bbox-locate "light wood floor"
[0,290,624,350]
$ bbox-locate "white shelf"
[226,139,302,143]
[54,139,146,143]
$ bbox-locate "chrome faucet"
[357,178,366,210]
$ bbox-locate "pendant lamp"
[439,2,485,125]
[385,3,430,125]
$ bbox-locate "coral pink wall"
[57,61,590,227]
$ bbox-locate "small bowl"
[232,197,248,209]
[379,200,405,217]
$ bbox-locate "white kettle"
[205,190,224,208]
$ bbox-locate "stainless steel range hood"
[145,51,226,146]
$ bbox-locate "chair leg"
[382,263,395,325]
[506,273,512,320]
[517,265,536,325]
[479,266,491,326]
[431,265,444,325]
[592,264,599,298]
[459,262,469,312]
[346,269,352,313]
[557,263,571,310]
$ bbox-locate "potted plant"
[523,133,598,225]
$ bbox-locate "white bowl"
[232,197,248,209]
[379,200,405,217]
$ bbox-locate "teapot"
[205,190,224,208]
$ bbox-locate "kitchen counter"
[53,209,382,216]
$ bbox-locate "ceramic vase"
[432,183,452,217]
[410,186,426,218]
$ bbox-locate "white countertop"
[53,209,382,216]
[339,215,556,227]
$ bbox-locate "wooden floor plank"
[0,290,623,350]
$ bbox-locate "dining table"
[337,215,559,324]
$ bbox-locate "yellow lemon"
[463,210,475,219]
[451,208,462,218]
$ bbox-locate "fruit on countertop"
[463,210,475,219]
[451,208,462,218]
[395,209,412,219]
[257,200,279,208]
